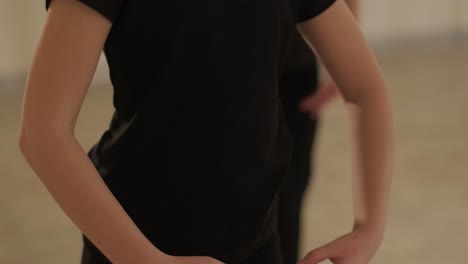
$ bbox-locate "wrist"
[132,242,168,264]
[139,252,169,264]
[353,218,386,242]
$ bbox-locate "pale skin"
[300,0,359,117]
[19,0,393,263]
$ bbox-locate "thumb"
[299,246,331,264]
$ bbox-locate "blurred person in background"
[19,0,393,263]
[278,0,360,263]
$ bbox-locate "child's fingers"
[299,246,331,264]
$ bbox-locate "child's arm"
[300,0,360,117]
[19,1,163,262]
[346,0,360,18]
[297,0,394,263]
[19,1,221,263]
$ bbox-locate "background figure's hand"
[298,227,383,264]
[163,255,224,264]
[299,78,339,119]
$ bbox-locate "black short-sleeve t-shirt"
[45,0,335,262]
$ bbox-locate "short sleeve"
[46,0,124,23]
[297,0,336,23]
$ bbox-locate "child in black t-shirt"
[20,0,393,263]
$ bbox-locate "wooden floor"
[1,39,467,263]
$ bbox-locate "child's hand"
[299,78,339,119]
[298,227,383,264]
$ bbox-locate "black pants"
[278,63,319,264]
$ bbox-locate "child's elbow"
[17,122,66,157]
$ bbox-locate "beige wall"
[361,0,464,42]
[0,1,44,79]
[0,0,467,87]
[0,0,110,87]
[456,0,468,33]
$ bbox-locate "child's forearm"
[19,131,163,263]
[347,85,394,236]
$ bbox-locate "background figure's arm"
[297,0,394,263]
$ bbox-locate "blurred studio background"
[1,0,467,263]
